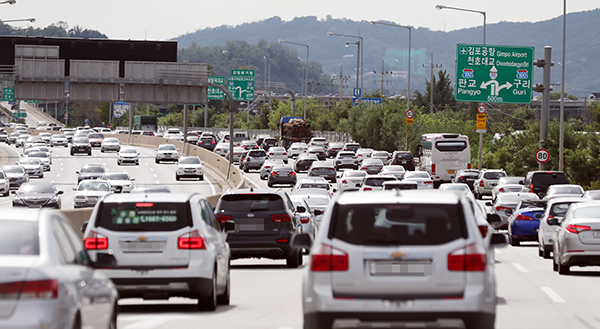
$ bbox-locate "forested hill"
[174,9,600,97]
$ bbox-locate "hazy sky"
[3,0,598,41]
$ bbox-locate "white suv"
[293,190,507,329]
[83,193,231,311]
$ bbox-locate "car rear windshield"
[435,141,467,152]
[532,173,569,188]
[96,202,191,232]
[0,220,39,255]
[332,203,467,246]
[550,202,577,217]
[394,153,413,160]
[365,177,397,186]
[249,150,267,157]
[217,194,284,212]
[484,171,506,179]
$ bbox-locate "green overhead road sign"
[228,69,254,101]
[24,100,40,104]
[2,88,14,102]
[208,76,226,100]
[12,112,27,118]
[455,44,534,104]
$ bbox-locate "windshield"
[383,166,405,172]
[29,152,47,158]
[300,183,330,190]
[0,220,39,255]
[364,177,397,186]
[345,171,367,178]
[158,144,177,151]
[104,173,129,180]
[19,184,55,194]
[81,166,105,173]
[406,172,429,179]
[305,197,330,206]
[498,177,523,185]
[499,194,538,203]
[89,134,104,139]
[122,148,137,154]
[484,171,507,179]
[20,159,40,165]
[104,138,118,143]
[97,202,190,232]
[573,207,600,219]
[332,203,466,246]
[53,135,66,139]
[73,138,89,143]
[435,141,468,152]
[2,166,23,174]
[217,194,284,212]
[180,157,201,164]
[78,181,110,191]
[552,186,584,195]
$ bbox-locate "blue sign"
[361,97,382,104]
[353,88,362,98]
[84,118,89,124]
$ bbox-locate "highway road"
[1,143,599,329]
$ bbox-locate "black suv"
[214,189,304,268]
[452,169,480,191]
[390,151,415,171]
[70,136,92,156]
[523,171,569,198]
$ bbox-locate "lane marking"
[512,263,529,273]
[541,286,566,303]
[150,167,154,172]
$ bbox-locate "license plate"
[447,170,455,174]
[594,231,600,238]
[235,218,264,231]
[369,260,433,276]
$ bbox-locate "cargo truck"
[278,116,313,149]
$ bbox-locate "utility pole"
[533,46,553,171]
[423,54,442,113]
[372,61,393,96]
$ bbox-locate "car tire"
[70,150,74,156]
[117,161,121,166]
[553,258,558,271]
[217,267,230,306]
[542,246,552,259]
[176,175,180,181]
[199,175,204,181]
[331,178,336,183]
[87,151,92,156]
[298,249,303,266]
[539,248,544,257]
[198,271,217,311]
[286,249,300,268]
[71,312,82,329]
[39,174,43,179]
[108,303,118,329]
[267,181,273,188]
[558,262,570,275]
[101,149,104,153]
[155,159,159,164]
[510,236,520,246]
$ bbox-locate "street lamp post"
[0,18,35,23]
[327,32,364,92]
[345,41,360,89]
[559,0,566,171]
[278,39,309,120]
[369,21,412,114]
[437,4,486,170]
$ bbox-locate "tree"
[412,70,458,112]
[550,91,578,101]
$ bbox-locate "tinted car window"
[531,172,569,190]
[82,166,104,173]
[217,194,284,212]
[96,202,191,232]
[394,152,413,160]
[550,202,574,217]
[364,177,397,186]
[249,150,267,157]
[19,184,55,194]
[180,157,201,164]
[0,220,39,255]
[435,141,467,152]
[332,203,467,246]
[483,171,506,179]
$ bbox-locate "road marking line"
[155,180,160,184]
[541,286,566,303]
[512,263,529,273]
[150,167,154,172]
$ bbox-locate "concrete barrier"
[57,134,244,230]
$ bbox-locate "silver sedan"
[0,209,119,328]
[552,202,600,275]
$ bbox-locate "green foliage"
[412,70,458,112]
[550,91,578,101]
[0,21,106,38]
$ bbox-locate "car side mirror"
[519,180,524,185]
[72,188,77,191]
[81,222,88,233]
[94,253,117,269]
[131,178,136,181]
[292,233,313,250]
[491,233,508,247]
[547,217,559,226]
[296,206,306,213]
[486,213,501,226]
[534,213,542,219]
[485,202,492,207]
[355,183,361,188]
[57,190,64,195]
[75,171,80,174]
[333,189,337,193]
[314,210,323,216]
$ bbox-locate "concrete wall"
[57,134,245,233]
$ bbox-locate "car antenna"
[250,187,254,192]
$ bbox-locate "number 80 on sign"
[535,148,549,163]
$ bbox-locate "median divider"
[60,134,245,234]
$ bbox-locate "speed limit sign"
[477,105,487,114]
[535,148,549,163]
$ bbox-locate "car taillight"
[480,180,484,187]
[499,187,505,192]
[216,214,232,223]
[467,163,471,169]
[478,225,488,237]
[529,184,534,193]
[515,214,534,221]
[363,187,372,191]
[84,231,108,250]
[300,216,310,224]
[290,172,296,175]
[271,213,292,223]
[0,280,58,300]
[271,171,278,176]
[457,176,465,180]
[448,243,486,272]
[211,141,215,144]
[269,153,274,155]
[311,244,349,272]
[379,167,382,170]
[495,205,511,211]
[178,230,205,249]
[566,224,591,234]
[264,166,271,169]
[342,180,348,184]
[431,164,436,175]
[424,181,433,184]
[361,167,367,170]
[283,153,287,156]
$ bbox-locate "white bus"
[416,133,471,186]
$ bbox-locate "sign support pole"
[183,103,188,156]
[204,102,208,128]
[539,46,552,171]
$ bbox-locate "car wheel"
[101,149,104,153]
[286,249,300,268]
[510,236,520,246]
[155,159,159,164]
[267,181,273,188]
[117,161,121,166]
[136,161,139,165]
[553,257,558,271]
[71,312,82,329]
[199,175,204,181]
[298,249,303,266]
[542,246,552,259]
[558,262,570,275]
[217,267,230,306]
[198,271,217,311]
[70,151,74,156]
[87,151,92,156]
[176,175,180,181]
[331,178,336,183]
[39,174,44,179]
[108,303,118,329]
[539,248,544,257]
[243,167,249,173]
